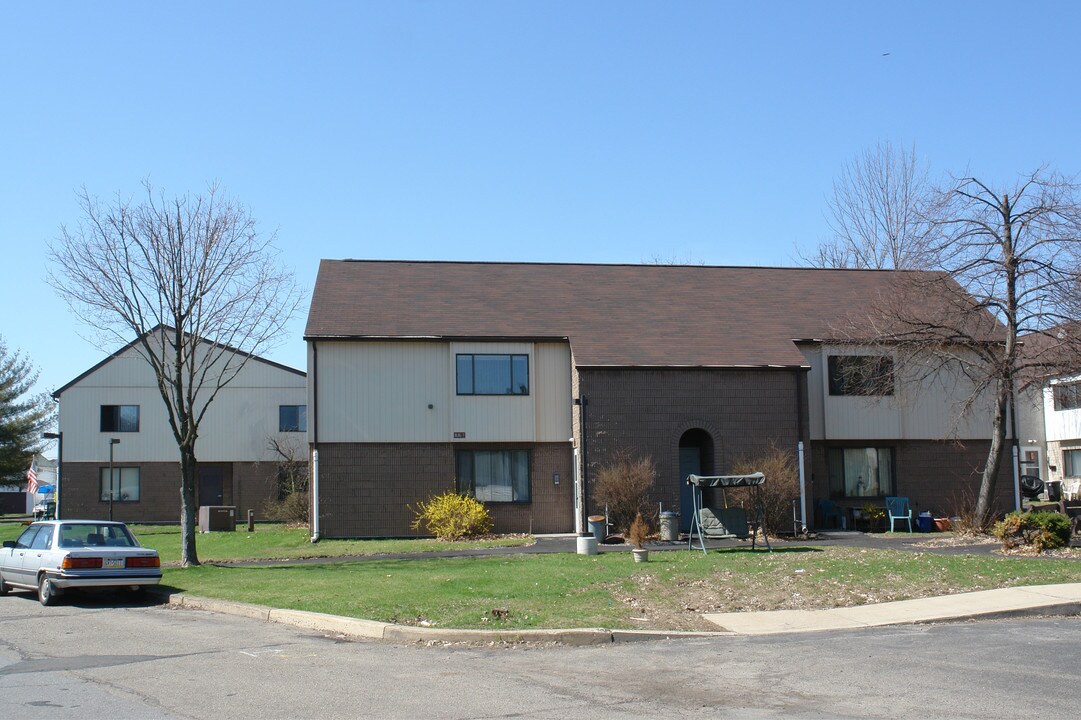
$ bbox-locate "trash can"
[659,511,679,541]
[917,511,933,533]
[588,515,606,542]
[1047,480,1063,502]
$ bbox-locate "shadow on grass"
[704,546,823,555]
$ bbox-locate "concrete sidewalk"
[703,583,1081,635]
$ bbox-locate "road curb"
[153,590,720,645]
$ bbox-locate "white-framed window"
[1063,448,1081,478]
[1053,382,1081,411]
[99,467,141,502]
[455,449,531,502]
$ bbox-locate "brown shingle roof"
[305,260,998,368]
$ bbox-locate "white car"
[0,520,162,605]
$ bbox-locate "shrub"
[593,450,657,535]
[411,492,493,540]
[262,490,309,527]
[261,436,310,527]
[729,441,800,537]
[947,486,994,535]
[626,511,651,549]
[992,511,1071,551]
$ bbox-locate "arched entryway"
[679,429,714,532]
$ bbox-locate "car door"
[3,525,41,586]
[20,525,55,584]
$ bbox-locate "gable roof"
[305,260,999,368]
[53,326,305,398]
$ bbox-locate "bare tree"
[852,170,1081,523]
[810,142,932,269]
[48,182,303,565]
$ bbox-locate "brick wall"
[313,442,574,538]
[58,461,280,523]
[577,368,805,517]
[809,439,1017,524]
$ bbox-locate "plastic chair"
[885,496,912,533]
[816,499,845,529]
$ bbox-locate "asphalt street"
[1,590,1079,719]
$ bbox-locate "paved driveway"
[1,591,1079,719]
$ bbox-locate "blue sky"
[2,1,1080,401]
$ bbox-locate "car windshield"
[58,524,137,548]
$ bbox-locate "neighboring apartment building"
[305,260,1015,538]
[53,334,307,522]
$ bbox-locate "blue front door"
[679,447,701,532]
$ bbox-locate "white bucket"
[576,535,598,555]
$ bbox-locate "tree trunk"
[179,446,200,566]
[975,380,1010,525]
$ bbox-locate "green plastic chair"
[885,496,912,532]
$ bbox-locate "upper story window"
[456,354,529,395]
[279,405,307,432]
[1053,382,1081,411]
[101,405,139,432]
[827,355,894,396]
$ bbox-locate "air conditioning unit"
[198,505,236,532]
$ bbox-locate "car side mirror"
[2,541,14,548]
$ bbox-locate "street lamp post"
[43,432,61,519]
[108,438,120,521]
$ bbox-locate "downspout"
[310,341,321,543]
[796,368,807,532]
[575,396,588,532]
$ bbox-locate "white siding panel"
[315,342,451,442]
[59,345,306,462]
[1045,386,1081,442]
[535,343,573,441]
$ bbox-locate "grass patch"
[161,545,1081,631]
[0,522,534,564]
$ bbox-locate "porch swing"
[686,473,772,553]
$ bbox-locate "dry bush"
[729,441,800,537]
[947,486,994,536]
[593,449,657,535]
[261,436,310,527]
[626,511,651,549]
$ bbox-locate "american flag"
[26,458,38,494]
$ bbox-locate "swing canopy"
[686,473,764,488]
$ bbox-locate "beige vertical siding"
[311,340,572,443]
[805,343,993,441]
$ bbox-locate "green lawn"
[161,546,1081,631]
[0,522,534,564]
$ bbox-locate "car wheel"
[38,575,59,606]
[0,571,9,595]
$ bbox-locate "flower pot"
[933,518,951,532]
[632,548,649,563]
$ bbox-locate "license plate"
[102,558,124,569]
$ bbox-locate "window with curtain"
[99,467,141,502]
[828,447,894,498]
[455,449,531,502]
